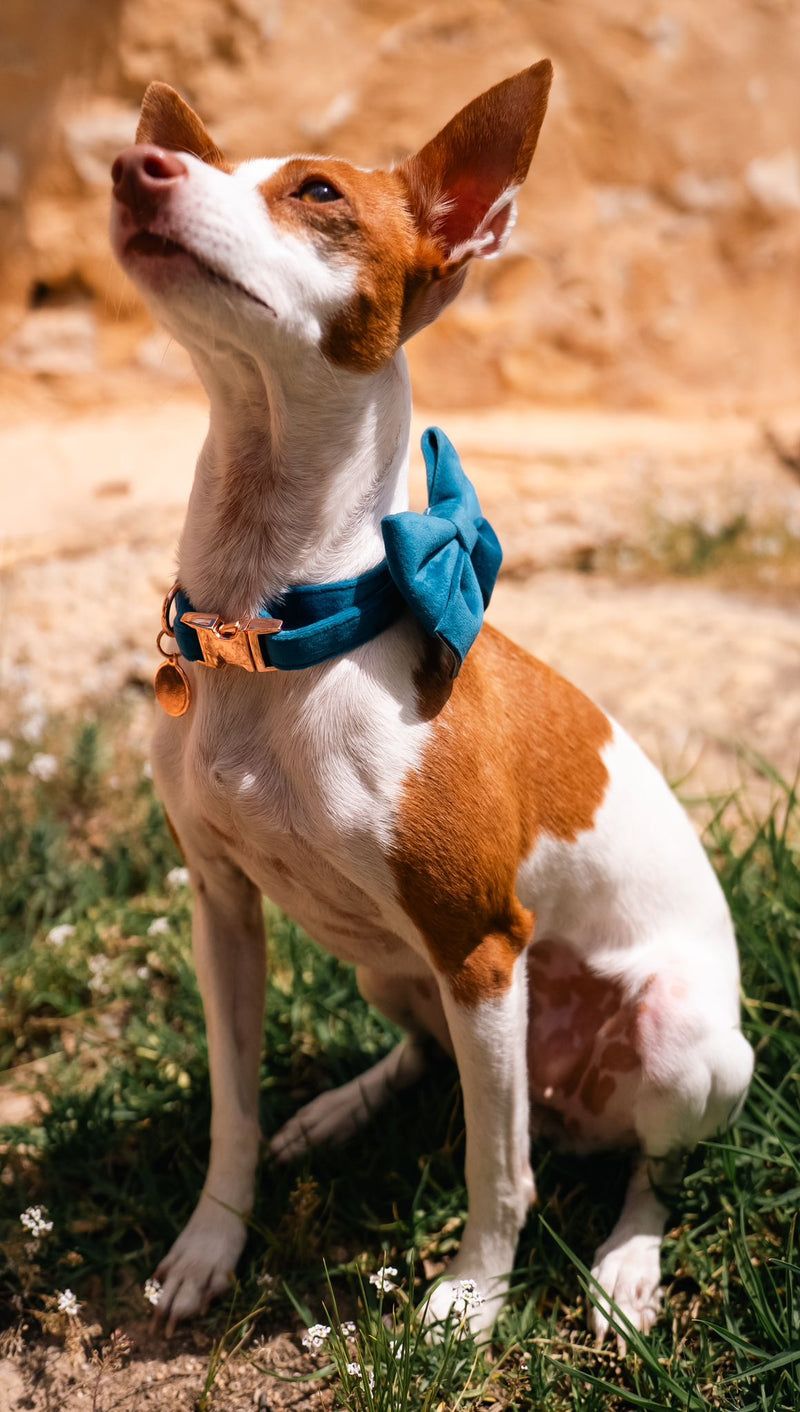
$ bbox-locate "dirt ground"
[0,1324,330,1412]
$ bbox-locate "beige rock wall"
[2,0,799,411]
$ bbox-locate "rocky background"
[2,0,800,410]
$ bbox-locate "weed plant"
[0,708,798,1409]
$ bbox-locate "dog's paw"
[421,1272,503,1342]
[270,1039,428,1163]
[153,1201,247,1335]
[269,1084,371,1162]
[589,1234,663,1353]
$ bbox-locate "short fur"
[110,66,753,1342]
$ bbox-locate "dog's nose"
[111,145,188,222]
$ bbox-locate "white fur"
[110,128,752,1341]
[423,958,535,1336]
[112,153,359,355]
[521,721,734,964]
[589,1156,667,1351]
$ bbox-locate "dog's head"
[110,64,552,376]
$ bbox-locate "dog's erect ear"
[136,82,227,168]
[398,61,552,340]
[401,61,552,264]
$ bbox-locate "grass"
[0,703,799,1409]
[570,510,800,602]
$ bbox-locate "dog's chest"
[164,647,433,967]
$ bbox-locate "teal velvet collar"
[172,427,502,677]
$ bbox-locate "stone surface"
[2,0,800,409]
[0,308,97,376]
[745,149,800,213]
[0,150,21,203]
[64,104,143,188]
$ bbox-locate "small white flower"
[368,1369,375,1390]
[301,1323,331,1353]
[20,714,45,744]
[256,1271,276,1289]
[57,1289,80,1316]
[166,866,190,890]
[136,965,152,981]
[341,1320,356,1338]
[451,1278,484,1317]
[46,923,75,947]
[0,739,13,764]
[143,1277,162,1307]
[368,1264,398,1294]
[28,753,57,781]
[147,917,170,937]
[88,955,111,991]
[20,1206,53,1238]
[346,1361,361,1376]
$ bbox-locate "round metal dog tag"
[154,658,191,716]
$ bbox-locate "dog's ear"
[136,82,227,169]
[398,61,552,339]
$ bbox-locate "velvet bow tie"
[163,429,500,688]
[382,427,502,674]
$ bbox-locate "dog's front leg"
[155,856,266,1333]
[424,948,534,1338]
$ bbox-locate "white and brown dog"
[110,64,753,1342]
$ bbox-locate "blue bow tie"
[382,427,502,674]
[169,429,500,678]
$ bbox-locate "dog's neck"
[178,345,413,621]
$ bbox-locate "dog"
[109,63,753,1343]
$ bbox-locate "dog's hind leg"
[270,1034,427,1161]
[588,1152,673,1351]
[154,854,266,1333]
[589,971,754,1349]
[269,965,446,1161]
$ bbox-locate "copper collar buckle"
[180,611,283,673]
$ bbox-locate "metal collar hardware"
[180,610,283,673]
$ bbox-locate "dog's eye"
[296,179,343,204]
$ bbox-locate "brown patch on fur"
[449,927,533,1007]
[390,625,612,1006]
[253,61,552,372]
[136,82,228,170]
[602,1040,640,1072]
[579,1066,617,1116]
[258,159,419,373]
